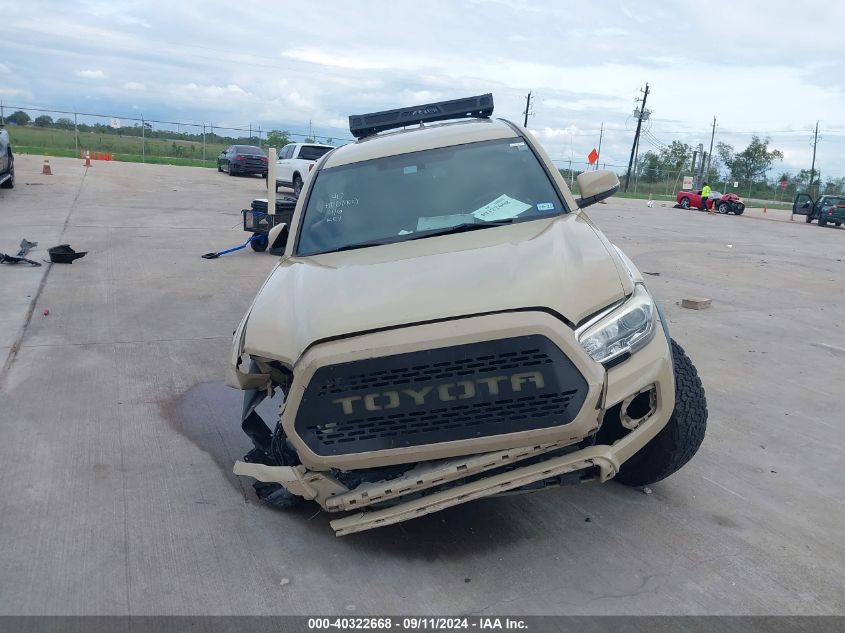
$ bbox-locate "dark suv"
[0,126,14,190]
[794,193,845,227]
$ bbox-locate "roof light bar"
[348,94,494,139]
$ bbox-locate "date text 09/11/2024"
[306,617,529,630]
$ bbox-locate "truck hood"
[241,213,628,366]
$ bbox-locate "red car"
[676,190,745,215]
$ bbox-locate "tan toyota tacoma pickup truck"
[227,95,707,536]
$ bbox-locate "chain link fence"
[0,104,349,169]
[2,103,841,207]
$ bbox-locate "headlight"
[577,284,656,364]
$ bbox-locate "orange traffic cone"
[42,155,52,175]
[84,150,91,167]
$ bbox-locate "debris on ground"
[641,486,653,495]
[681,297,712,310]
[643,271,661,276]
[48,244,87,264]
[43,309,49,317]
[1,238,42,267]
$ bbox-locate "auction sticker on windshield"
[472,194,531,221]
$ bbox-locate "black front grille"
[294,335,588,456]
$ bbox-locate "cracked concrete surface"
[0,156,843,615]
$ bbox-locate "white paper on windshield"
[472,194,531,221]
[416,214,475,232]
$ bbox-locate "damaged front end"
[228,310,675,536]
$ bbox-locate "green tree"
[34,115,54,127]
[6,110,31,126]
[266,129,291,149]
[725,136,783,185]
[54,118,76,130]
[821,176,845,195]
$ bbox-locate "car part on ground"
[47,244,87,264]
[226,94,707,535]
[1,239,41,266]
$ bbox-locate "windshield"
[296,138,566,255]
[300,145,333,160]
[235,145,265,155]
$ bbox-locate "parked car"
[217,145,268,177]
[793,193,845,226]
[228,94,707,536]
[0,126,14,190]
[275,142,335,196]
[676,190,745,214]
[676,189,717,210]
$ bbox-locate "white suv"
[275,142,335,196]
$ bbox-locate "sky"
[2,0,845,178]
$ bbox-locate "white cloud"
[75,69,107,79]
[2,0,844,173]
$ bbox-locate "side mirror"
[576,170,619,208]
[267,223,289,253]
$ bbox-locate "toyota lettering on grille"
[331,371,546,415]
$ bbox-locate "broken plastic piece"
[48,244,87,264]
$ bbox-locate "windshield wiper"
[314,219,516,255]
[407,218,517,240]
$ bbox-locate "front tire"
[805,212,814,223]
[1,163,13,189]
[293,174,303,198]
[819,216,828,227]
[718,203,728,214]
[615,339,707,487]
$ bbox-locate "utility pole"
[809,120,819,197]
[596,122,604,171]
[624,83,649,191]
[523,91,532,128]
[706,116,716,178]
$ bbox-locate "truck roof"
[323,118,518,169]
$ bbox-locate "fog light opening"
[620,385,657,430]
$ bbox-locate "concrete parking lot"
[1,155,843,616]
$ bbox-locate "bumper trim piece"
[328,399,670,536]
[329,445,619,536]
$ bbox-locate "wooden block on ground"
[681,297,712,310]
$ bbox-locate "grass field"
[9,125,227,168]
